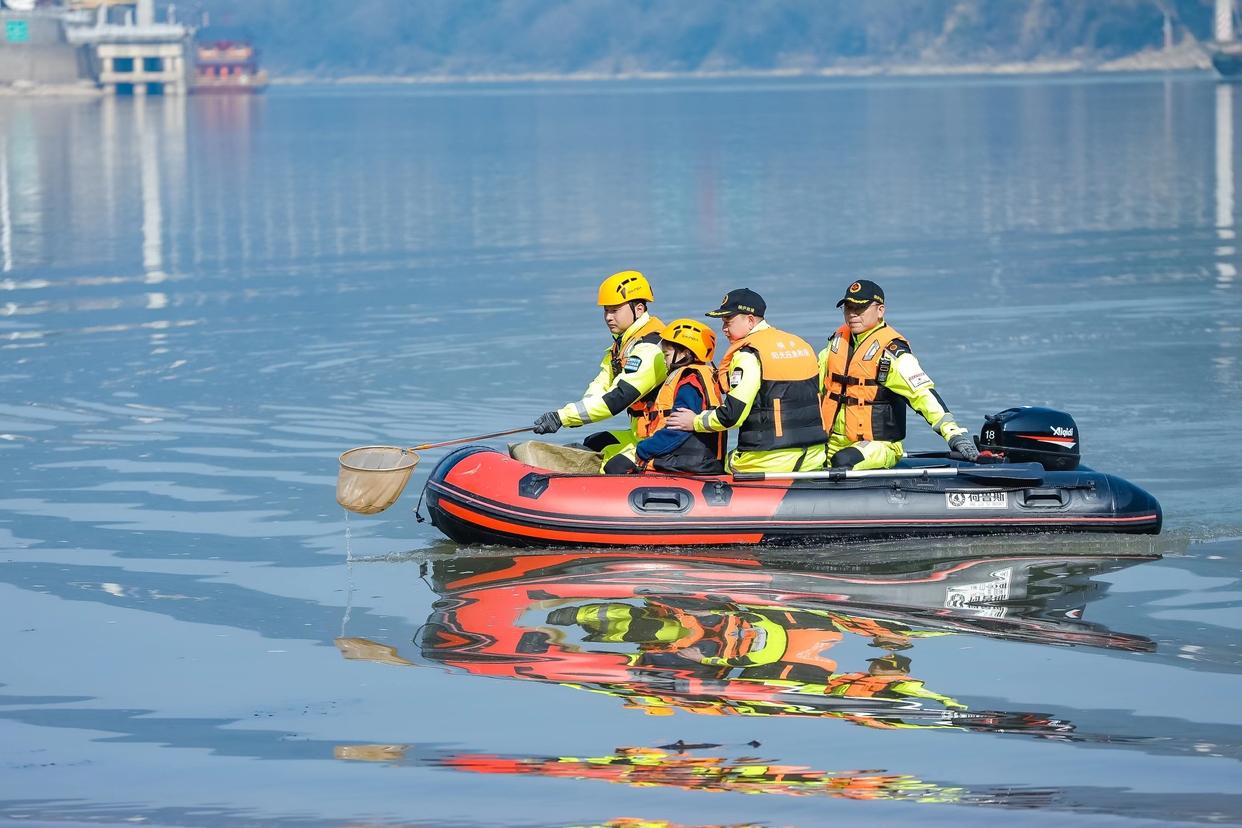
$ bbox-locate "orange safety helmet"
[598,271,654,306]
[660,319,716,363]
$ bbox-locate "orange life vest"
[825,672,910,699]
[695,612,767,663]
[819,322,910,443]
[608,315,665,421]
[717,326,827,452]
[830,615,911,640]
[673,610,843,679]
[636,363,726,474]
[779,628,841,675]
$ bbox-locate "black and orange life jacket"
[819,322,910,443]
[718,326,827,452]
[637,363,726,474]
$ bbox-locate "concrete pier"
[64,0,191,95]
[94,40,186,95]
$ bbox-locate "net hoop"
[336,446,420,514]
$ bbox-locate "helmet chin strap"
[671,348,695,370]
[612,303,641,337]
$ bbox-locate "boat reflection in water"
[333,536,1183,813]
[335,742,1052,808]
[340,537,1161,730]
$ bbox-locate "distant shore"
[270,43,1215,86]
[0,41,1217,98]
[0,79,102,97]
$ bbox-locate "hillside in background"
[179,0,1226,77]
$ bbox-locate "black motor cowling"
[977,407,1080,471]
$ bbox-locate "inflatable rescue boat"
[423,407,1162,547]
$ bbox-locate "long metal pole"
[731,466,1045,483]
[735,467,961,482]
[411,427,535,451]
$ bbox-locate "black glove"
[603,453,642,475]
[533,411,562,435]
[948,434,980,462]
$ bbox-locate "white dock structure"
[63,0,190,95]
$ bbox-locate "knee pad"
[546,606,581,626]
[831,447,865,469]
[602,453,641,475]
[583,432,621,452]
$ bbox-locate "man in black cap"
[818,280,978,470]
[666,288,827,473]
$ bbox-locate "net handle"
[408,426,534,451]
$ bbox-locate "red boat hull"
[423,447,1162,548]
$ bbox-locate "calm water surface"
[1,76,1241,827]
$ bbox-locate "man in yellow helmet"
[533,271,667,456]
[666,289,828,474]
[602,319,726,475]
[818,280,978,471]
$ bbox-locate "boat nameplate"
[945,491,1009,509]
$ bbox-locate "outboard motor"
[977,407,1080,471]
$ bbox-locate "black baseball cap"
[706,288,766,319]
[867,653,911,672]
[836,279,885,308]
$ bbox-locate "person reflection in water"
[826,612,952,652]
[548,600,842,685]
[826,653,966,711]
[545,601,969,724]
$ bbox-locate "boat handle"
[629,487,692,514]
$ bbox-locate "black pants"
[583,431,623,452]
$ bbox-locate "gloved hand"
[533,411,562,435]
[603,452,642,475]
[948,433,980,462]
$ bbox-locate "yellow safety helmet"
[598,271,654,306]
[660,318,716,363]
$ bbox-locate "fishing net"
[335,744,410,762]
[509,440,602,474]
[336,446,419,514]
[334,637,416,666]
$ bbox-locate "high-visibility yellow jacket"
[559,313,667,430]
